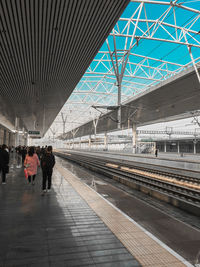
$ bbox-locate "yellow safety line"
[106,163,119,168]
[105,163,200,191]
[55,162,187,267]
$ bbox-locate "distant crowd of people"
[0,144,55,195]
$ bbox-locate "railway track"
[56,151,200,216]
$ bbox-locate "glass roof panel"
[44,0,200,139]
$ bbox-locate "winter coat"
[24,153,40,176]
[0,149,9,170]
[41,152,55,171]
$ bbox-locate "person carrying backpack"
[41,146,55,195]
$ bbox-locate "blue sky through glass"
[46,0,200,138]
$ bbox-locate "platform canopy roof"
[47,0,200,140]
[0,0,129,135]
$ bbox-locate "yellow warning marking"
[64,153,71,156]
[55,163,187,267]
[106,163,119,168]
[120,166,200,191]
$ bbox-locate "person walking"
[41,146,55,195]
[24,146,40,185]
[21,146,27,164]
[0,144,10,184]
[36,146,41,161]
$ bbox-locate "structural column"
[164,142,167,153]
[89,135,91,151]
[15,117,19,147]
[24,133,28,146]
[193,140,197,154]
[22,127,27,146]
[3,129,7,144]
[132,124,137,154]
[117,81,122,129]
[70,128,79,150]
[177,141,180,154]
[79,137,81,149]
[104,133,108,151]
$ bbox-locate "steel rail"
[57,152,200,208]
[60,151,200,183]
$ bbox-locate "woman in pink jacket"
[24,146,40,185]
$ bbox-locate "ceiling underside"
[0,0,129,134]
[62,65,200,139]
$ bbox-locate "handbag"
[24,168,28,179]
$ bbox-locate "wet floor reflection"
[21,192,35,214]
[57,156,144,214]
[1,158,136,267]
[56,156,200,266]
[57,157,114,199]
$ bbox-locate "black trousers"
[42,170,53,190]
[1,169,6,183]
[28,174,36,183]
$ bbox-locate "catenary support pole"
[104,132,108,151]
[132,123,138,153]
[89,135,91,150]
[164,141,167,153]
[193,140,197,154]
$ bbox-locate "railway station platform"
[0,156,198,266]
[57,149,200,178]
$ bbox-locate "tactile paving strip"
[55,162,190,267]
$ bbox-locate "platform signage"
[28,131,40,135]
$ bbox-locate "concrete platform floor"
[0,156,199,266]
[0,161,140,267]
[56,156,200,266]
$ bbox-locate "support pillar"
[3,129,6,144]
[22,127,26,146]
[106,3,143,130]
[71,128,79,150]
[177,141,180,154]
[104,133,108,151]
[93,118,99,150]
[164,142,167,153]
[89,135,91,151]
[25,132,28,146]
[79,137,81,149]
[132,124,137,154]
[193,140,197,154]
[117,82,122,129]
[61,112,67,136]
[15,117,19,147]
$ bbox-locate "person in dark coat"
[21,146,27,164]
[0,145,1,174]
[0,144,10,184]
[41,146,55,194]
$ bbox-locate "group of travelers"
[0,144,55,195]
